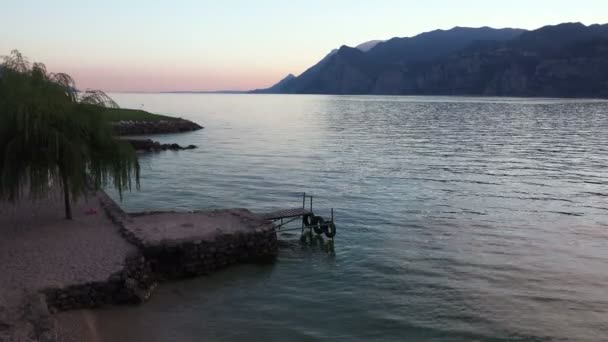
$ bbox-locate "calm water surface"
[100,94,608,341]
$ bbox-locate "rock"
[124,139,198,152]
[124,278,137,290]
[112,119,203,136]
[0,321,11,332]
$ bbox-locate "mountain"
[405,23,608,97]
[355,40,384,52]
[254,26,524,94]
[252,41,385,94]
[253,23,608,98]
[365,26,524,67]
[250,73,295,93]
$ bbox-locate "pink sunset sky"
[2,0,606,92]
[56,65,277,93]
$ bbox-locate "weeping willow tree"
[0,50,139,219]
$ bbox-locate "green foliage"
[0,50,140,218]
[102,108,178,122]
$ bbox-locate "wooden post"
[301,192,305,234]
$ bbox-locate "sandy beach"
[0,186,278,342]
[0,190,136,341]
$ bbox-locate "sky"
[1,0,606,92]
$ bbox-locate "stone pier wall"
[43,252,155,312]
[144,227,277,279]
[99,191,139,246]
[112,119,203,136]
[41,192,278,313]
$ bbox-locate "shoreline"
[111,109,204,152]
[0,191,277,341]
[112,119,203,136]
[124,138,198,152]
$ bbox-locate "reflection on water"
[96,94,608,341]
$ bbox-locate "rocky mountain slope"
[254,23,608,98]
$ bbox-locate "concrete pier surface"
[0,191,278,341]
[125,209,272,246]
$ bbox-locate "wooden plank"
[259,208,311,220]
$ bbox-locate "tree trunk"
[61,173,72,220]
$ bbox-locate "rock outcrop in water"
[112,119,203,136]
[125,139,197,152]
[253,23,608,98]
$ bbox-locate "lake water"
[99,94,608,341]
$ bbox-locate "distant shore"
[104,108,203,136]
[112,119,203,136]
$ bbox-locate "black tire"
[323,222,336,238]
[302,213,314,226]
[312,216,324,234]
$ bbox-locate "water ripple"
[97,94,608,342]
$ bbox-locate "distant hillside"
[251,74,295,94]
[252,40,383,94]
[253,23,608,98]
[162,90,248,94]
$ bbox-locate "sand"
[0,191,274,341]
[0,190,136,341]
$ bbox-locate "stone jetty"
[102,196,278,282]
[125,138,198,152]
[112,119,203,136]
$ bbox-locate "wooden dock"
[257,193,336,239]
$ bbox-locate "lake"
[98,94,608,341]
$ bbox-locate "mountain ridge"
[253,23,608,98]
